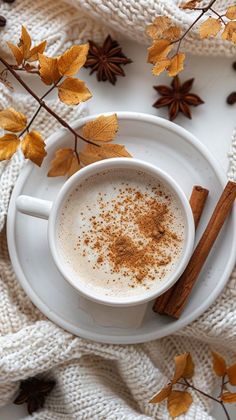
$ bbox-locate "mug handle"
[16,195,53,220]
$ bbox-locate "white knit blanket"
[1,1,236,419]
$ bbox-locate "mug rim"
[48,157,195,306]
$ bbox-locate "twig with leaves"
[149,351,236,419]
[146,1,236,77]
[0,26,131,177]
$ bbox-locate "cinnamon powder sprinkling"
[73,177,184,289]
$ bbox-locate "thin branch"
[0,54,98,147]
[221,402,231,420]
[210,8,226,25]
[74,135,80,165]
[181,379,231,420]
[173,0,218,53]
[180,380,220,403]
[19,80,60,137]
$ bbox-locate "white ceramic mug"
[16,158,195,306]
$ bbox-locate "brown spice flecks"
[137,201,167,240]
[79,180,183,289]
[109,235,155,281]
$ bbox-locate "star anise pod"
[14,377,55,415]
[153,76,204,121]
[84,35,132,85]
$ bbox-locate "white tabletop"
[1,39,236,419]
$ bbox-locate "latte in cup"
[57,168,185,298]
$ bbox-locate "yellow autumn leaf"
[180,0,199,9]
[168,391,193,418]
[47,148,76,176]
[183,354,195,379]
[227,363,236,385]
[67,155,81,177]
[58,44,89,77]
[20,25,32,59]
[7,42,24,66]
[226,5,236,20]
[0,134,20,160]
[152,59,170,76]
[147,40,173,64]
[168,53,185,77]
[199,17,222,39]
[146,16,172,39]
[38,54,60,85]
[172,353,194,384]
[28,40,47,62]
[149,384,172,403]
[162,26,181,41]
[80,143,131,166]
[58,77,92,105]
[82,114,118,142]
[222,21,236,43]
[221,392,236,403]
[21,131,47,166]
[212,352,227,377]
[0,108,27,132]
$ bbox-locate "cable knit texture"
[0,0,236,419]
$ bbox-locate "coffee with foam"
[57,168,185,298]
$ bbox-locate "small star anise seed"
[84,35,132,85]
[153,76,204,121]
[14,377,55,415]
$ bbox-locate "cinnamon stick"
[164,181,236,319]
[153,186,209,314]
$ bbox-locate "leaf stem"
[0,54,98,147]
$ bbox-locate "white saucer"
[7,112,236,344]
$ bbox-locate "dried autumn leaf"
[0,108,27,132]
[172,353,194,384]
[21,131,46,166]
[82,114,118,142]
[152,59,171,76]
[67,155,81,177]
[221,392,236,403]
[38,54,60,85]
[168,53,185,77]
[7,42,24,66]
[162,26,181,41]
[146,16,172,39]
[222,21,236,43]
[0,134,20,160]
[80,143,131,166]
[227,363,236,385]
[147,40,173,64]
[180,0,199,9]
[212,352,227,377]
[168,391,193,418]
[47,148,76,176]
[199,17,222,39]
[149,384,172,403]
[226,5,236,20]
[58,44,89,76]
[28,40,47,62]
[183,354,195,379]
[58,77,92,105]
[20,26,32,59]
